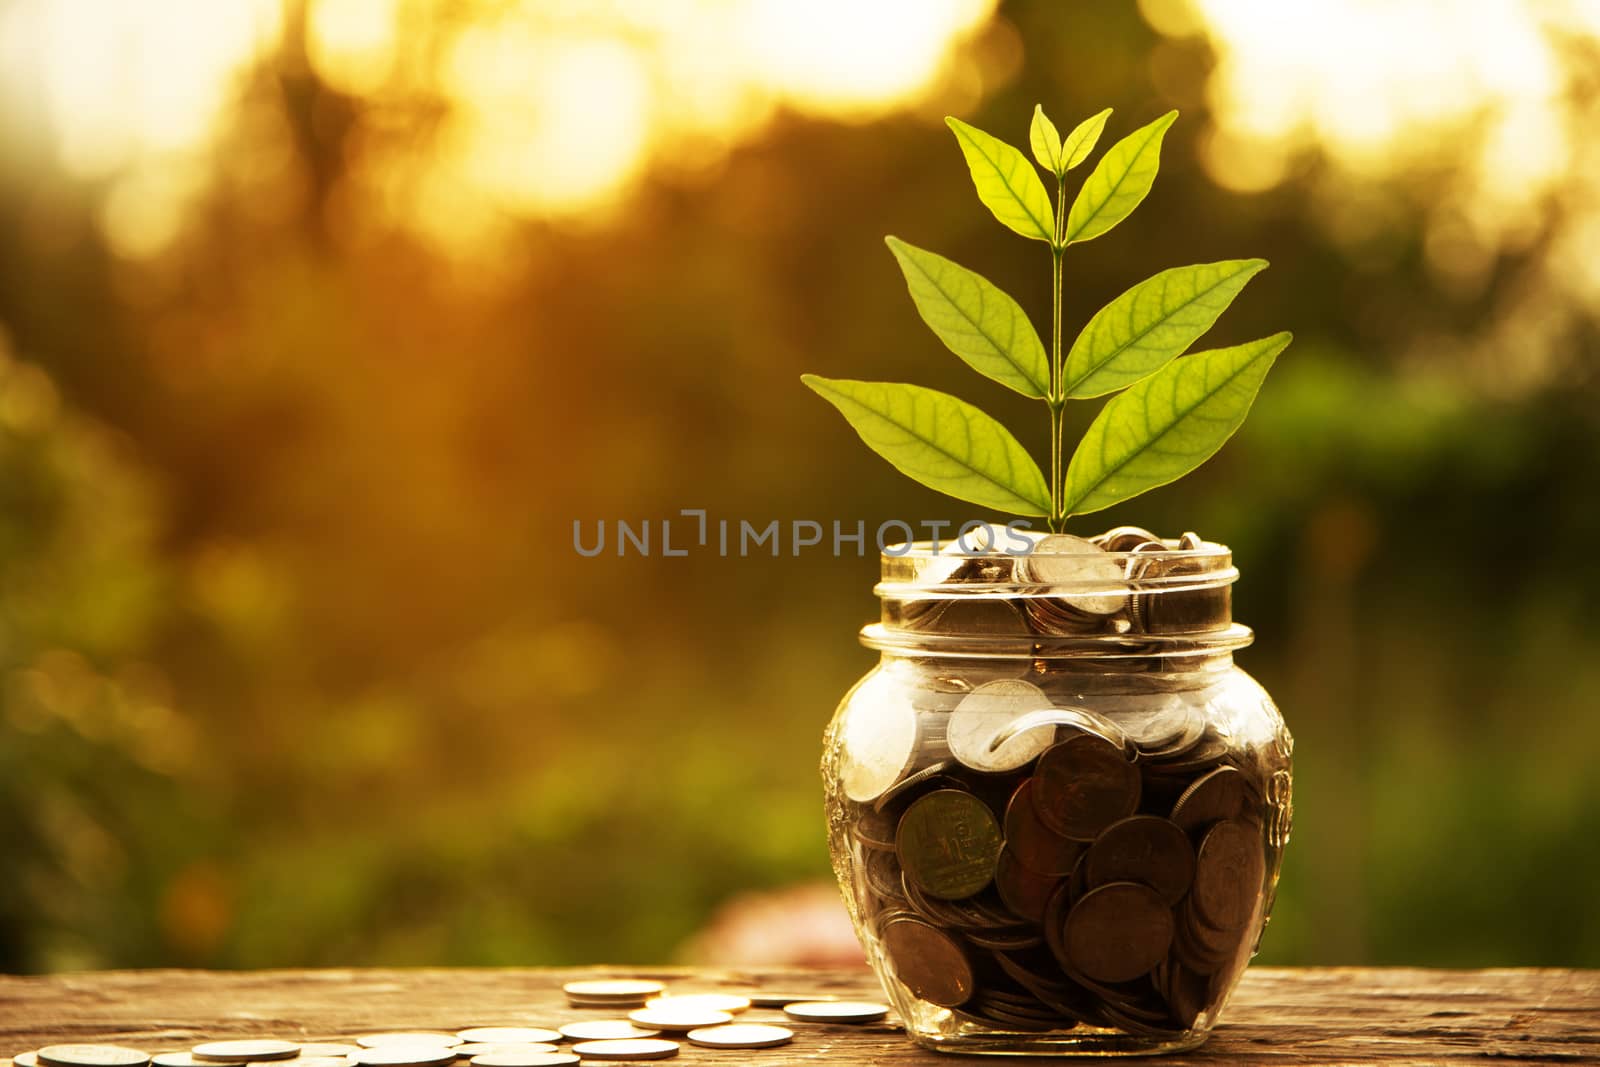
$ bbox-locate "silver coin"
[684,1024,794,1050]
[1179,531,1205,551]
[947,679,1055,772]
[350,1050,455,1067]
[356,1037,460,1052]
[564,1041,678,1062]
[468,1055,576,1067]
[192,1044,300,1065]
[39,1049,150,1067]
[1019,534,1127,616]
[625,1008,730,1033]
[13,1054,40,1067]
[840,673,919,803]
[554,1024,657,1043]
[781,1000,890,1023]
[453,1032,558,1048]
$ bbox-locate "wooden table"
[2,968,1596,1065]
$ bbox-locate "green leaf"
[1065,110,1177,245]
[801,375,1051,514]
[946,116,1056,243]
[1061,332,1291,515]
[885,236,1050,398]
[1059,107,1113,172]
[1030,105,1063,175]
[1062,259,1268,398]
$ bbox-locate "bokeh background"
[1,0,1598,974]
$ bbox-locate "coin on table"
[351,1049,457,1067]
[641,993,749,1015]
[1171,766,1251,835]
[469,1055,577,1067]
[1032,731,1140,841]
[1084,814,1196,905]
[357,1037,461,1051]
[947,679,1056,773]
[1063,881,1174,985]
[39,1049,151,1067]
[840,673,919,803]
[1003,778,1084,876]
[565,1041,678,1062]
[454,1032,560,1047]
[781,1001,890,1024]
[455,1047,558,1059]
[1192,818,1264,931]
[563,980,666,1006]
[880,915,975,1008]
[896,788,1002,899]
[625,1008,731,1033]
[683,1024,794,1050]
[13,1055,41,1067]
[193,1044,301,1065]
[151,1056,204,1067]
[745,992,837,1008]
[555,1024,658,1043]
[292,1059,353,1067]
[297,1048,361,1060]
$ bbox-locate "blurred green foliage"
[0,1,1597,972]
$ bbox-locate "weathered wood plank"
[0,967,1595,1065]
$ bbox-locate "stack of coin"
[842,678,1272,1037]
[561,979,666,1009]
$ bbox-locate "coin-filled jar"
[822,528,1293,1056]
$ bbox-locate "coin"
[1002,778,1083,876]
[13,1054,40,1067]
[298,1049,361,1060]
[1170,766,1251,834]
[1019,534,1127,621]
[564,1042,678,1062]
[563,980,666,1006]
[871,760,960,813]
[291,1059,351,1067]
[850,806,898,850]
[896,788,1002,899]
[880,915,975,1008]
[1084,814,1195,905]
[151,1056,203,1067]
[454,1032,559,1047]
[555,1025,657,1043]
[683,1024,794,1051]
[947,680,1055,772]
[993,847,1059,924]
[455,1047,558,1060]
[641,993,750,1015]
[1178,531,1204,551]
[1192,819,1263,931]
[1062,882,1174,985]
[356,1037,460,1052]
[350,1050,456,1067]
[625,1008,731,1033]
[193,1044,301,1064]
[469,1055,576,1067]
[744,992,836,1007]
[781,1001,890,1024]
[1032,732,1141,841]
[39,1050,150,1067]
[839,673,919,803]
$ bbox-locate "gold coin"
[624,1008,731,1033]
[565,1041,679,1062]
[780,1001,890,1024]
[684,1025,794,1050]
[192,1044,300,1065]
[640,993,749,1015]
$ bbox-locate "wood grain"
[1,967,1595,1065]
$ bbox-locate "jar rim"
[859,620,1254,659]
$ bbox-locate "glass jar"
[822,529,1293,1056]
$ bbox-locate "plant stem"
[1048,174,1067,532]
